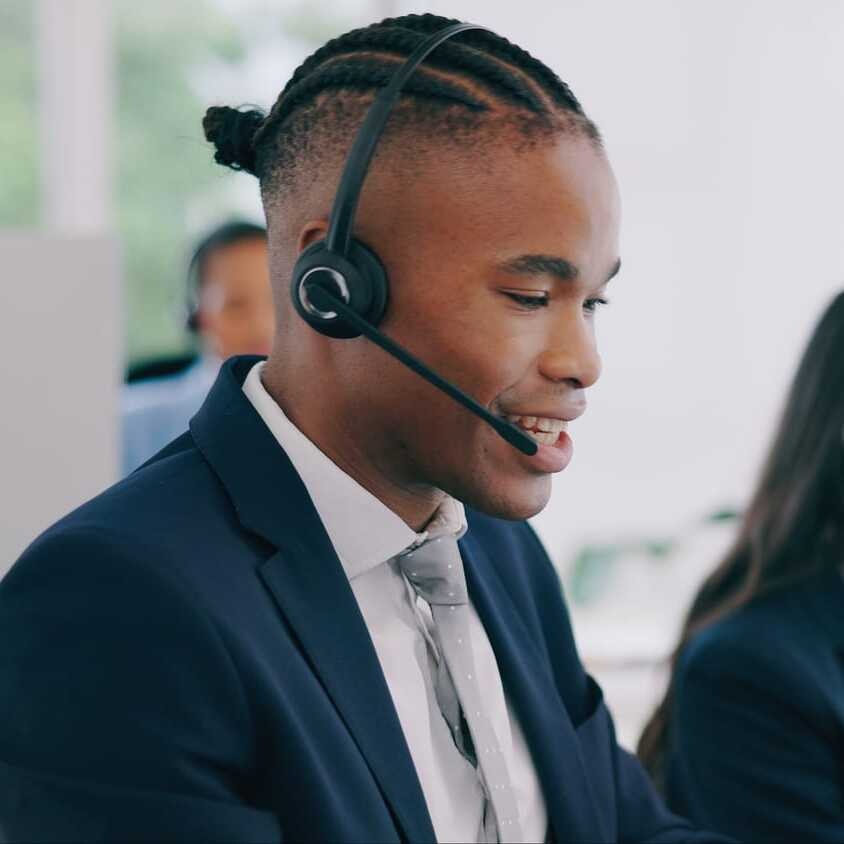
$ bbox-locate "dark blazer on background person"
[665,571,844,841]
[0,356,730,843]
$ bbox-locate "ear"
[297,220,329,253]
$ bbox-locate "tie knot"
[397,536,468,606]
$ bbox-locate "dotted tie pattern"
[398,536,523,843]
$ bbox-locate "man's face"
[198,237,275,359]
[305,132,620,521]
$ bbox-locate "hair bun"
[203,105,265,176]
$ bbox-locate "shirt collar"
[242,361,466,581]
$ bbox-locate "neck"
[261,352,444,532]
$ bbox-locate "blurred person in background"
[121,220,273,474]
[638,290,844,841]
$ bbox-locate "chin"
[458,476,552,522]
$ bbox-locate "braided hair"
[203,13,600,195]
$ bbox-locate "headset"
[290,22,537,457]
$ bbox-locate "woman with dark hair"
[638,290,844,841]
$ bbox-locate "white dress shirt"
[243,361,547,843]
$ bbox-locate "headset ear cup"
[290,238,389,338]
[346,238,388,326]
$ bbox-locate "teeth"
[527,429,559,446]
[504,413,568,444]
[535,417,564,433]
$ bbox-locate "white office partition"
[0,232,121,574]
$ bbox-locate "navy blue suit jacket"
[666,571,844,841]
[0,357,727,843]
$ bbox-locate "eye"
[503,291,549,310]
[583,296,610,314]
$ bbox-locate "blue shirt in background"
[121,356,219,476]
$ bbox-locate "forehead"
[382,132,620,277]
[202,237,269,287]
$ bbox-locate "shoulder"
[680,585,823,679]
[676,583,841,723]
[0,473,245,695]
[679,601,790,691]
[0,491,253,797]
[0,437,256,696]
[6,456,189,607]
[4,433,257,606]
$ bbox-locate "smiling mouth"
[504,414,568,446]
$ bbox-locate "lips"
[499,404,584,426]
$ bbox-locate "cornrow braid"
[373,13,587,114]
[204,13,601,189]
[268,57,489,140]
[271,27,547,121]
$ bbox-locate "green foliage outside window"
[115,0,251,364]
[0,1,38,228]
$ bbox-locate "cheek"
[372,280,543,433]
[214,315,239,341]
[458,313,542,399]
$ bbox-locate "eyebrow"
[499,254,621,285]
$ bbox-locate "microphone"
[305,283,538,456]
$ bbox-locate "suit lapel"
[190,357,435,844]
[459,530,607,843]
[259,548,435,843]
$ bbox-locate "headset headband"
[325,22,489,256]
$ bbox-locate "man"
[121,220,274,474]
[0,14,729,843]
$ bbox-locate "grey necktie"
[397,535,523,843]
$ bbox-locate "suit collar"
[190,356,436,843]
[190,355,317,553]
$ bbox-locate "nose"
[537,308,602,389]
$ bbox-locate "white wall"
[0,234,121,573]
